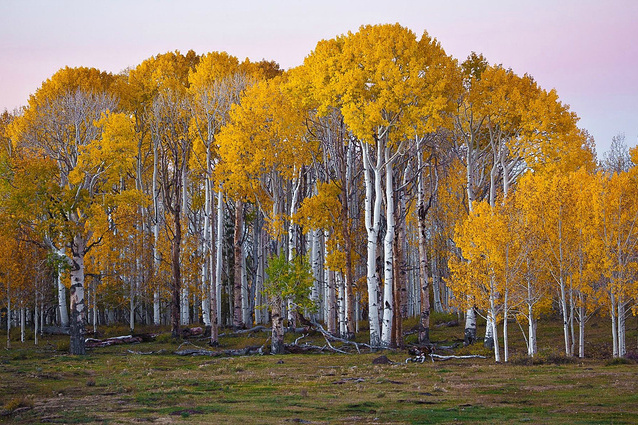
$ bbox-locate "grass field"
[1,315,637,424]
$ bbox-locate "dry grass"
[1,315,637,424]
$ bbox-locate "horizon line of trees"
[1,24,636,360]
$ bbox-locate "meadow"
[2,315,637,424]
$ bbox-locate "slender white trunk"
[311,228,322,319]
[93,279,98,334]
[34,292,39,345]
[6,280,10,349]
[610,291,618,357]
[618,300,626,357]
[484,316,494,349]
[152,136,161,326]
[254,222,265,325]
[20,307,25,343]
[503,289,509,363]
[242,243,251,327]
[215,190,224,323]
[489,287,500,363]
[181,287,189,325]
[362,141,382,346]
[465,308,477,345]
[527,303,537,357]
[56,246,69,328]
[69,234,87,355]
[324,232,336,334]
[578,304,585,358]
[337,273,346,337]
[527,272,537,357]
[129,278,135,331]
[201,167,212,328]
[381,152,395,346]
[559,275,571,356]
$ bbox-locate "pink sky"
[1,0,636,154]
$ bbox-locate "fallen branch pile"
[85,335,144,348]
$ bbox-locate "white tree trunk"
[69,234,87,355]
[201,168,212,328]
[489,288,500,363]
[6,281,10,349]
[181,287,189,325]
[242,243,251,327]
[129,278,135,331]
[503,289,509,363]
[311,228,322,320]
[215,190,224,323]
[559,275,571,356]
[465,308,477,345]
[362,141,382,346]
[618,300,626,357]
[152,136,161,326]
[56,246,70,328]
[484,315,494,349]
[34,292,39,345]
[324,233,336,334]
[20,307,25,343]
[381,152,395,347]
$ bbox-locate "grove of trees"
[1,24,636,360]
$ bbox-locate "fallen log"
[175,346,264,357]
[406,353,487,363]
[85,335,143,348]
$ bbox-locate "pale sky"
[1,0,636,154]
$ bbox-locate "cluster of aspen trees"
[1,24,635,358]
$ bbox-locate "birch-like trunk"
[488,283,500,363]
[618,300,626,357]
[362,141,382,346]
[609,290,618,357]
[34,292,39,345]
[56,246,70,328]
[380,154,395,347]
[170,204,182,338]
[5,281,10,349]
[20,307,25,343]
[578,304,586,358]
[233,199,245,329]
[337,273,346,337]
[287,175,302,328]
[559,274,571,356]
[342,141,356,339]
[464,308,477,346]
[152,136,161,326]
[310,228,322,320]
[324,235,337,334]
[69,234,87,355]
[129,278,135,331]
[271,296,285,354]
[215,191,224,323]
[201,166,212,328]
[241,243,251,327]
[503,289,509,363]
[417,166,431,345]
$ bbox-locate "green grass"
[1,317,637,424]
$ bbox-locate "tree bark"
[271,296,285,354]
[170,205,182,339]
[69,234,87,355]
[233,199,245,329]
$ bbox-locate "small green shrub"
[2,396,34,413]
[155,333,177,344]
[456,344,493,357]
[56,339,70,352]
[605,357,633,366]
